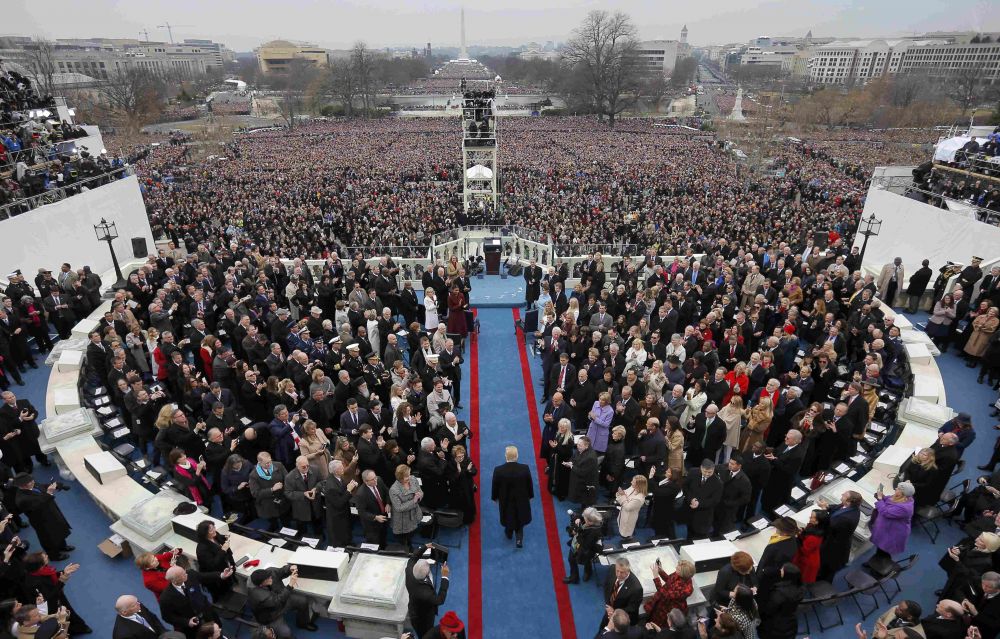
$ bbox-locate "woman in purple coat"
[585,392,614,453]
[868,481,915,563]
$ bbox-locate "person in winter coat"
[643,559,695,627]
[792,510,828,584]
[758,563,805,639]
[868,482,915,564]
[615,474,647,540]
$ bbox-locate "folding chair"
[844,569,882,618]
[806,581,845,632]
[914,492,961,543]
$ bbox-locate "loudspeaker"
[813,232,828,249]
[131,237,148,258]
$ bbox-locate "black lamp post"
[857,212,882,268]
[94,218,125,290]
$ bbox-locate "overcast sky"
[7,0,1000,51]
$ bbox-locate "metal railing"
[0,166,133,221]
[870,174,1000,225]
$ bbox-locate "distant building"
[808,38,945,84]
[898,40,1000,84]
[634,40,681,76]
[256,40,329,74]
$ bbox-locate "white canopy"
[466,164,493,179]
[933,136,969,163]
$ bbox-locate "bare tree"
[24,39,58,98]
[99,66,166,132]
[351,42,378,117]
[275,58,316,128]
[950,61,989,114]
[561,10,642,127]
[327,57,359,117]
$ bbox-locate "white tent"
[466,164,493,179]
[933,136,969,163]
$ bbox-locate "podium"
[484,236,502,275]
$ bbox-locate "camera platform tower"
[460,77,500,214]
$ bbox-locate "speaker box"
[131,237,148,258]
[813,231,828,249]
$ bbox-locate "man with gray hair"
[963,571,1000,638]
[353,469,390,548]
[684,458,723,539]
[323,459,357,547]
[598,557,642,634]
[159,564,225,637]
[761,429,807,514]
[416,436,450,508]
[406,542,452,637]
[113,593,172,638]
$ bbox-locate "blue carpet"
[32,302,1000,637]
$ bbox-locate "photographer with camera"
[563,507,604,584]
[12,473,72,560]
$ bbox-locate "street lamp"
[94,218,125,290]
[857,212,882,267]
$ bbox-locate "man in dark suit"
[714,456,752,534]
[919,600,966,639]
[438,340,464,409]
[598,557,644,633]
[406,543,451,637]
[964,571,1000,639]
[42,286,75,340]
[540,328,566,402]
[159,565,223,639]
[0,391,47,471]
[817,490,862,581]
[741,442,771,521]
[248,565,317,634]
[524,259,542,309]
[760,430,807,514]
[339,399,370,439]
[686,405,726,468]
[548,353,577,404]
[491,445,534,547]
[323,457,356,546]
[112,594,168,639]
[85,330,109,384]
[353,469,390,548]
[683,459,724,538]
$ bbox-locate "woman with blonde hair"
[645,359,667,399]
[718,395,744,462]
[298,420,331,479]
[309,368,334,397]
[901,447,939,512]
[332,436,359,485]
[278,377,300,410]
[151,404,176,466]
[567,297,581,323]
[388,384,406,412]
[616,474,648,541]
[665,416,685,476]
[740,396,773,453]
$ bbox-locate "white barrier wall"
[854,187,1000,273]
[0,175,154,281]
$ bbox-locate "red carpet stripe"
[467,309,483,639]
[511,308,578,639]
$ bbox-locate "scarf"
[30,565,59,585]
[174,462,210,505]
[255,463,273,480]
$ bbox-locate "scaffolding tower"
[461,78,499,214]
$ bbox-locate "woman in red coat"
[723,362,750,407]
[643,559,695,626]
[446,285,469,341]
[792,509,828,584]
[135,548,179,599]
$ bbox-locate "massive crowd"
[1,111,998,637]
[136,116,878,259]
